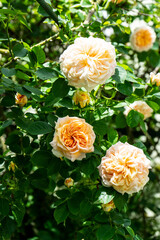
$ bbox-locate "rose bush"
[0,0,160,240]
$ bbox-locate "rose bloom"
[64,178,74,188]
[59,37,116,92]
[98,142,151,194]
[111,0,124,3]
[150,72,160,87]
[124,100,153,120]
[73,90,90,108]
[15,93,28,107]
[130,25,156,52]
[102,200,116,212]
[50,116,95,162]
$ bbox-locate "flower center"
[60,122,88,149]
[135,29,152,47]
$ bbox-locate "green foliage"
[0,0,160,239]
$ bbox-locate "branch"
[31,32,59,48]
[84,0,102,25]
[0,48,9,54]
[36,0,59,25]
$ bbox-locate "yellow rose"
[130,25,156,52]
[64,178,74,188]
[150,72,160,87]
[60,37,116,92]
[15,93,28,107]
[102,200,116,212]
[124,100,153,120]
[50,116,95,162]
[73,90,90,108]
[98,142,151,194]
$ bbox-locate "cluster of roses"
[15,18,160,201]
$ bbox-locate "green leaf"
[0,199,9,217]
[17,15,31,31]
[1,67,16,77]
[96,225,115,240]
[13,43,28,57]
[1,95,15,106]
[97,192,114,204]
[32,46,45,64]
[51,78,70,98]
[31,150,52,167]
[54,204,68,224]
[112,66,127,83]
[126,226,135,237]
[126,110,143,128]
[117,81,133,96]
[1,217,16,239]
[113,193,128,211]
[148,50,160,68]
[47,156,61,175]
[119,135,128,143]
[16,70,30,81]
[1,120,12,129]
[67,192,84,215]
[36,67,57,80]
[93,119,108,136]
[15,86,31,98]
[29,169,49,190]
[153,92,160,99]
[27,121,53,135]
[23,85,42,95]
[47,114,57,127]
[147,101,159,111]
[80,199,92,216]
[81,158,95,176]
[12,202,25,226]
[107,128,118,144]
[115,113,127,128]
[0,9,16,15]
[80,0,92,8]
[56,190,70,198]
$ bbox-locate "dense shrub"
[0,0,160,239]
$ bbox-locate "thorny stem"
[31,32,59,49]
[36,0,59,25]
[140,124,155,146]
[6,21,13,58]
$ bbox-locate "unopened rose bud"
[15,93,28,107]
[150,72,160,87]
[102,200,116,212]
[73,90,90,108]
[8,161,17,172]
[64,178,74,188]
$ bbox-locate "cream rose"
[130,25,156,52]
[124,100,153,120]
[98,142,151,194]
[150,72,160,87]
[59,37,116,92]
[15,93,28,107]
[50,116,95,161]
[73,90,90,108]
